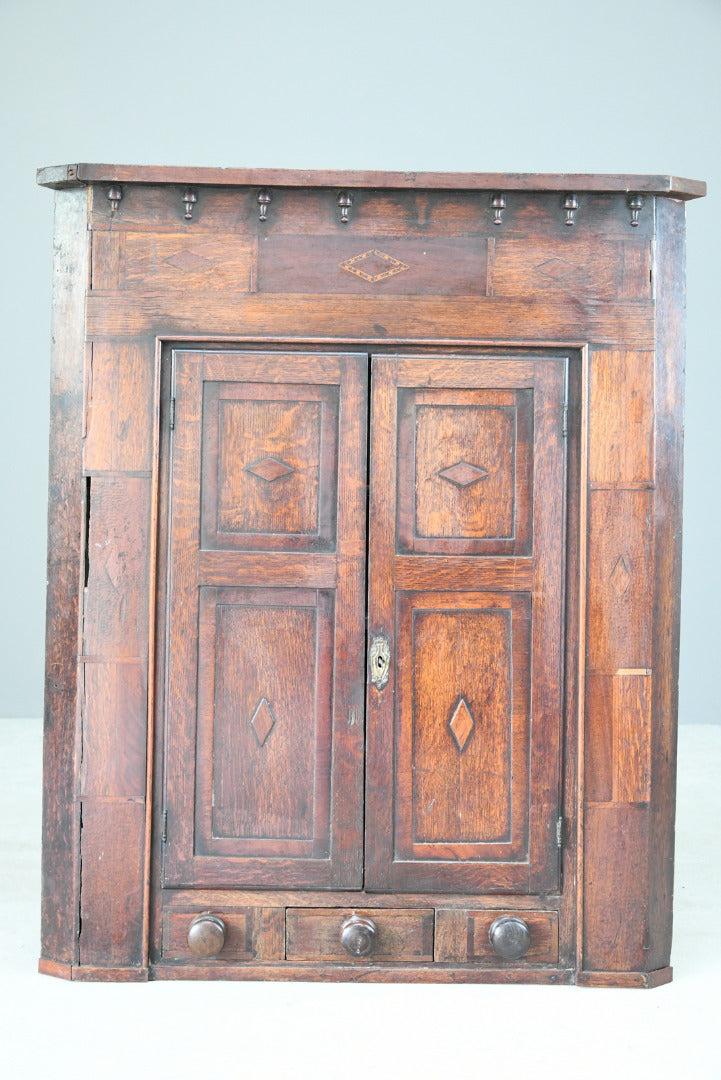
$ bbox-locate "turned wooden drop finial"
[491,193,506,225]
[107,185,123,214]
[337,191,353,224]
[257,189,272,221]
[182,187,197,220]
[628,193,643,227]
[563,193,579,226]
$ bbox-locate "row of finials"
[105,185,646,228]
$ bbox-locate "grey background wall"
[0,0,718,721]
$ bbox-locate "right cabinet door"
[365,355,568,894]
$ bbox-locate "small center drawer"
[286,908,435,963]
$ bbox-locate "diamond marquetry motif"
[163,249,212,272]
[340,249,410,282]
[250,697,276,747]
[610,554,632,597]
[449,698,475,753]
[438,461,489,488]
[244,456,296,482]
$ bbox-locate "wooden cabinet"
[36,165,705,986]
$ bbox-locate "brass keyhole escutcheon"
[370,634,391,690]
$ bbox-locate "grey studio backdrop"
[0,0,718,724]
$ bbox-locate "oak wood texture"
[38,169,701,986]
[37,164,707,198]
[163,350,367,889]
[365,356,567,895]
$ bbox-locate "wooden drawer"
[435,908,558,964]
[286,908,434,963]
[162,906,285,961]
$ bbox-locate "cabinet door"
[365,355,567,893]
[163,350,367,888]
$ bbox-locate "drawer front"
[286,908,435,963]
[162,906,285,961]
[434,908,559,965]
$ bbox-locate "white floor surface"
[1,719,719,1080]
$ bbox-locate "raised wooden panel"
[585,673,652,804]
[285,909,435,962]
[82,475,150,658]
[84,342,153,473]
[589,350,654,484]
[92,231,253,292]
[587,489,653,671]
[78,799,145,968]
[395,592,530,859]
[397,387,532,555]
[80,661,146,798]
[163,350,367,890]
[259,236,486,295]
[195,587,333,855]
[200,381,339,551]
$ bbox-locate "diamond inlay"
[449,698,475,752]
[244,456,295,482]
[610,554,632,598]
[163,249,212,272]
[340,249,410,282]
[250,697,276,746]
[438,461,489,488]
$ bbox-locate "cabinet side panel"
[41,188,90,967]
[648,198,686,970]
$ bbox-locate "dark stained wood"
[78,800,145,968]
[589,349,654,484]
[82,475,151,658]
[40,188,90,968]
[37,163,707,198]
[286,909,435,962]
[586,489,653,671]
[365,355,567,895]
[163,350,367,889]
[38,167,702,987]
[83,341,154,473]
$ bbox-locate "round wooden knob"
[340,915,377,957]
[187,914,226,958]
[489,915,531,960]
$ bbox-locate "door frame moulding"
[144,335,588,977]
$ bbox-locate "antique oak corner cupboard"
[37,165,705,987]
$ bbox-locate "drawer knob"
[187,914,227,958]
[489,915,531,960]
[340,915,377,957]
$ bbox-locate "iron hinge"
[162,809,168,844]
[561,401,569,439]
[169,397,176,430]
[556,815,563,849]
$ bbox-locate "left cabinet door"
[162,350,368,889]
